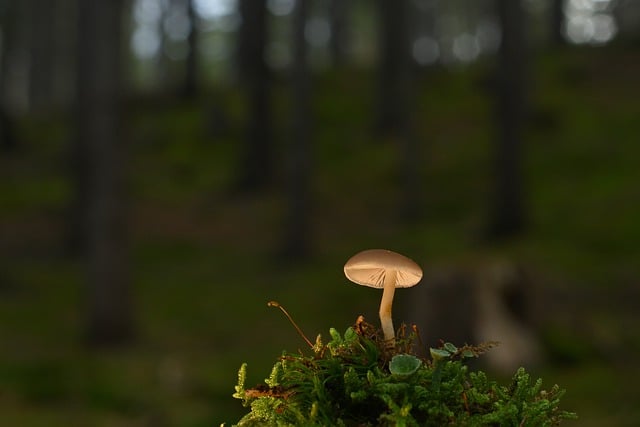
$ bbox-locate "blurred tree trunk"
[282,0,312,259]
[234,0,273,193]
[157,0,171,89]
[487,0,528,239]
[374,0,420,219]
[183,0,198,98]
[52,0,77,110]
[375,0,410,137]
[399,102,421,222]
[28,0,56,112]
[0,108,15,152]
[329,0,349,66]
[550,0,565,46]
[74,0,133,346]
[611,0,640,42]
[0,2,17,151]
[1,0,30,113]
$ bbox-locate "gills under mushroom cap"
[343,249,423,289]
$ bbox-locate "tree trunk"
[1,0,30,113]
[550,0,565,46]
[399,104,421,222]
[374,0,420,219]
[488,0,528,239]
[329,0,349,66]
[0,2,18,151]
[281,0,312,259]
[375,0,410,137]
[28,0,56,112]
[75,0,133,346]
[51,0,77,110]
[183,0,198,98]
[234,0,272,193]
[0,108,15,152]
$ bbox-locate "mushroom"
[344,249,423,347]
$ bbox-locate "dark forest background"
[1,0,639,425]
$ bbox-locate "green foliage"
[231,324,576,426]
[388,354,421,376]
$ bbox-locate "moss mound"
[232,319,576,426]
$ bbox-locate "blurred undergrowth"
[0,48,639,425]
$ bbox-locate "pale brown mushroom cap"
[343,249,423,289]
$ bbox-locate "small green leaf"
[462,349,476,358]
[232,363,248,400]
[389,354,422,376]
[444,342,458,354]
[431,360,444,392]
[344,327,357,343]
[430,348,451,361]
[367,370,376,384]
[329,327,342,342]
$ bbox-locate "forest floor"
[1,46,639,426]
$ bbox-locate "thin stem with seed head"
[268,301,313,348]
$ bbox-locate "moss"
[231,320,576,426]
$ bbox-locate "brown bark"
[488,0,528,238]
[375,0,410,137]
[75,0,133,346]
[234,0,273,193]
[281,0,312,259]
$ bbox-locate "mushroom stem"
[379,269,397,347]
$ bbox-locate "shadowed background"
[0,0,639,425]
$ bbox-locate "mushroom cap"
[344,249,423,289]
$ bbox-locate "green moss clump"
[231,320,576,426]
